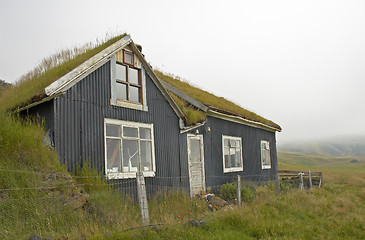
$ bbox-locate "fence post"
[136,171,150,226]
[318,172,322,188]
[299,172,304,191]
[237,175,241,207]
[308,170,312,189]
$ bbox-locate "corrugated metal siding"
[180,116,278,191]
[24,100,54,133]
[53,61,184,195]
[204,116,278,188]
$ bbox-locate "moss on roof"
[155,70,281,131]
[0,34,126,112]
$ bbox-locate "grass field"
[90,151,364,239]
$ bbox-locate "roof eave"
[45,35,133,96]
[207,109,281,132]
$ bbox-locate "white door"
[187,134,205,196]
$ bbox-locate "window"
[115,62,142,103]
[111,49,148,111]
[261,140,271,169]
[222,135,243,173]
[104,119,155,179]
[123,49,134,65]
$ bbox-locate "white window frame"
[110,52,148,111]
[261,140,271,169]
[104,118,156,179]
[222,135,243,173]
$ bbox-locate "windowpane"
[106,124,120,137]
[123,127,138,138]
[229,139,236,147]
[140,128,151,139]
[235,149,242,167]
[116,64,127,81]
[224,149,230,168]
[140,141,152,171]
[115,83,127,100]
[261,141,271,168]
[190,139,201,163]
[106,139,121,173]
[224,139,229,147]
[129,68,139,85]
[124,51,133,65]
[122,140,139,172]
[130,86,140,102]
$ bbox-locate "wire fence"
[0,168,279,200]
[0,168,289,238]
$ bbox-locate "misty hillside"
[278,136,365,157]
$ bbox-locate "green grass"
[170,93,206,125]
[155,70,281,130]
[100,152,365,240]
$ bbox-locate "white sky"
[1,0,364,144]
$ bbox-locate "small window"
[115,62,142,103]
[105,119,155,179]
[111,49,148,110]
[222,135,243,173]
[123,50,134,65]
[261,140,271,169]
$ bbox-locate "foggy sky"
[1,0,364,143]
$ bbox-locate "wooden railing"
[279,170,323,189]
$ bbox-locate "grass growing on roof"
[170,93,206,125]
[155,70,281,130]
[0,34,126,112]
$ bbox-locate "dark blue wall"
[52,61,186,195]
[181,116,278,190]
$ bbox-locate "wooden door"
[187,134,205,196]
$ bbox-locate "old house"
[19,34,281,196]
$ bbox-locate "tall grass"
[107,166,365,240]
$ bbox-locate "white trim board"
[207,110,281,133]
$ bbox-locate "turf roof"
[155,70,281,131]
[0,34,126,112]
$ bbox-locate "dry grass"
[155,70,281,129]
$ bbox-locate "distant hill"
[278,136,365,157]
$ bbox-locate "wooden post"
[308,170,313,189]
[299,172,304,191]
[136,171,150,226]
[237,175,241,207]
[318,172,322,188]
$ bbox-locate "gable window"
[115,62,141,103]
[261,140,271,169]
[123,49,134,65]
[104,119,155,179]
[111,49,148,111]
[222,135,243,173]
